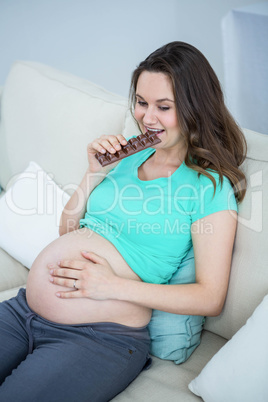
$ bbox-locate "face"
[134,71,183,151]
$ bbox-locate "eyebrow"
[136,94,175,103]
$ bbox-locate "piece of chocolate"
[95,132,162,166]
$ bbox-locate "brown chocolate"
[95,132,161,166]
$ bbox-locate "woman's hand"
[87,134,128,174]
[48,251,119,300]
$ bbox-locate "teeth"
[146,127,163,133]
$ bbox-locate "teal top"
[80,148,237,284]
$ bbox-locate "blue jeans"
[0,289,151,401]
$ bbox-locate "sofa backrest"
[0,61,139,192]
[0,61,267,341]
[205,129,268,339]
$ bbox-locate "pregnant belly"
[26,228,151,327]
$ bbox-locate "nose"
[143,106,158,126]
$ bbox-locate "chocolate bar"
[95,132,162,166]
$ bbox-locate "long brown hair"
[130,41,247,202]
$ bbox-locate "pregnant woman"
[0,42,246,402]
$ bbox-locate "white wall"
[0,0,263,97]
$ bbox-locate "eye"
[137,100,147,107]
[159,106,170,111]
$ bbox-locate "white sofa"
[0,61,267,401]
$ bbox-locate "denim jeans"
[0,288,151,402]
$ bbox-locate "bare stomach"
[26,228,151,327]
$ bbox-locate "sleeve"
[191,172,238,223]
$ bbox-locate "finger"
[81,250,107,265]
[56,290,84,299]
[99,138,118,154]
[49,275,79,289]
[57,259,88,271]
[106,136,124,152]
[88,135,127,155]
[116,134,128,145]
[87,141,106,154]
[49,267,79,279]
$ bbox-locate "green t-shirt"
[80,148,237,284]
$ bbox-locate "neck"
[153,146,187,168]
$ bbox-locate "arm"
[51,209,237,317]
[59,168,103,236]
[59,134,127,236]
[112,210,237,316]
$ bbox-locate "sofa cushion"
[0,161,70,269]
[0,248,28,294]
[0,285,26,303]
[205,128,268,339]
[0,61,130,192]
[189,294,268,402]
[113,330,227,401]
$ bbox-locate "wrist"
[110,276,129,301]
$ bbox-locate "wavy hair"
[130,41,247,202]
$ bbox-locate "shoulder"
[196,169,233,194]
[183,167,238,223]
[183,165,233,195]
